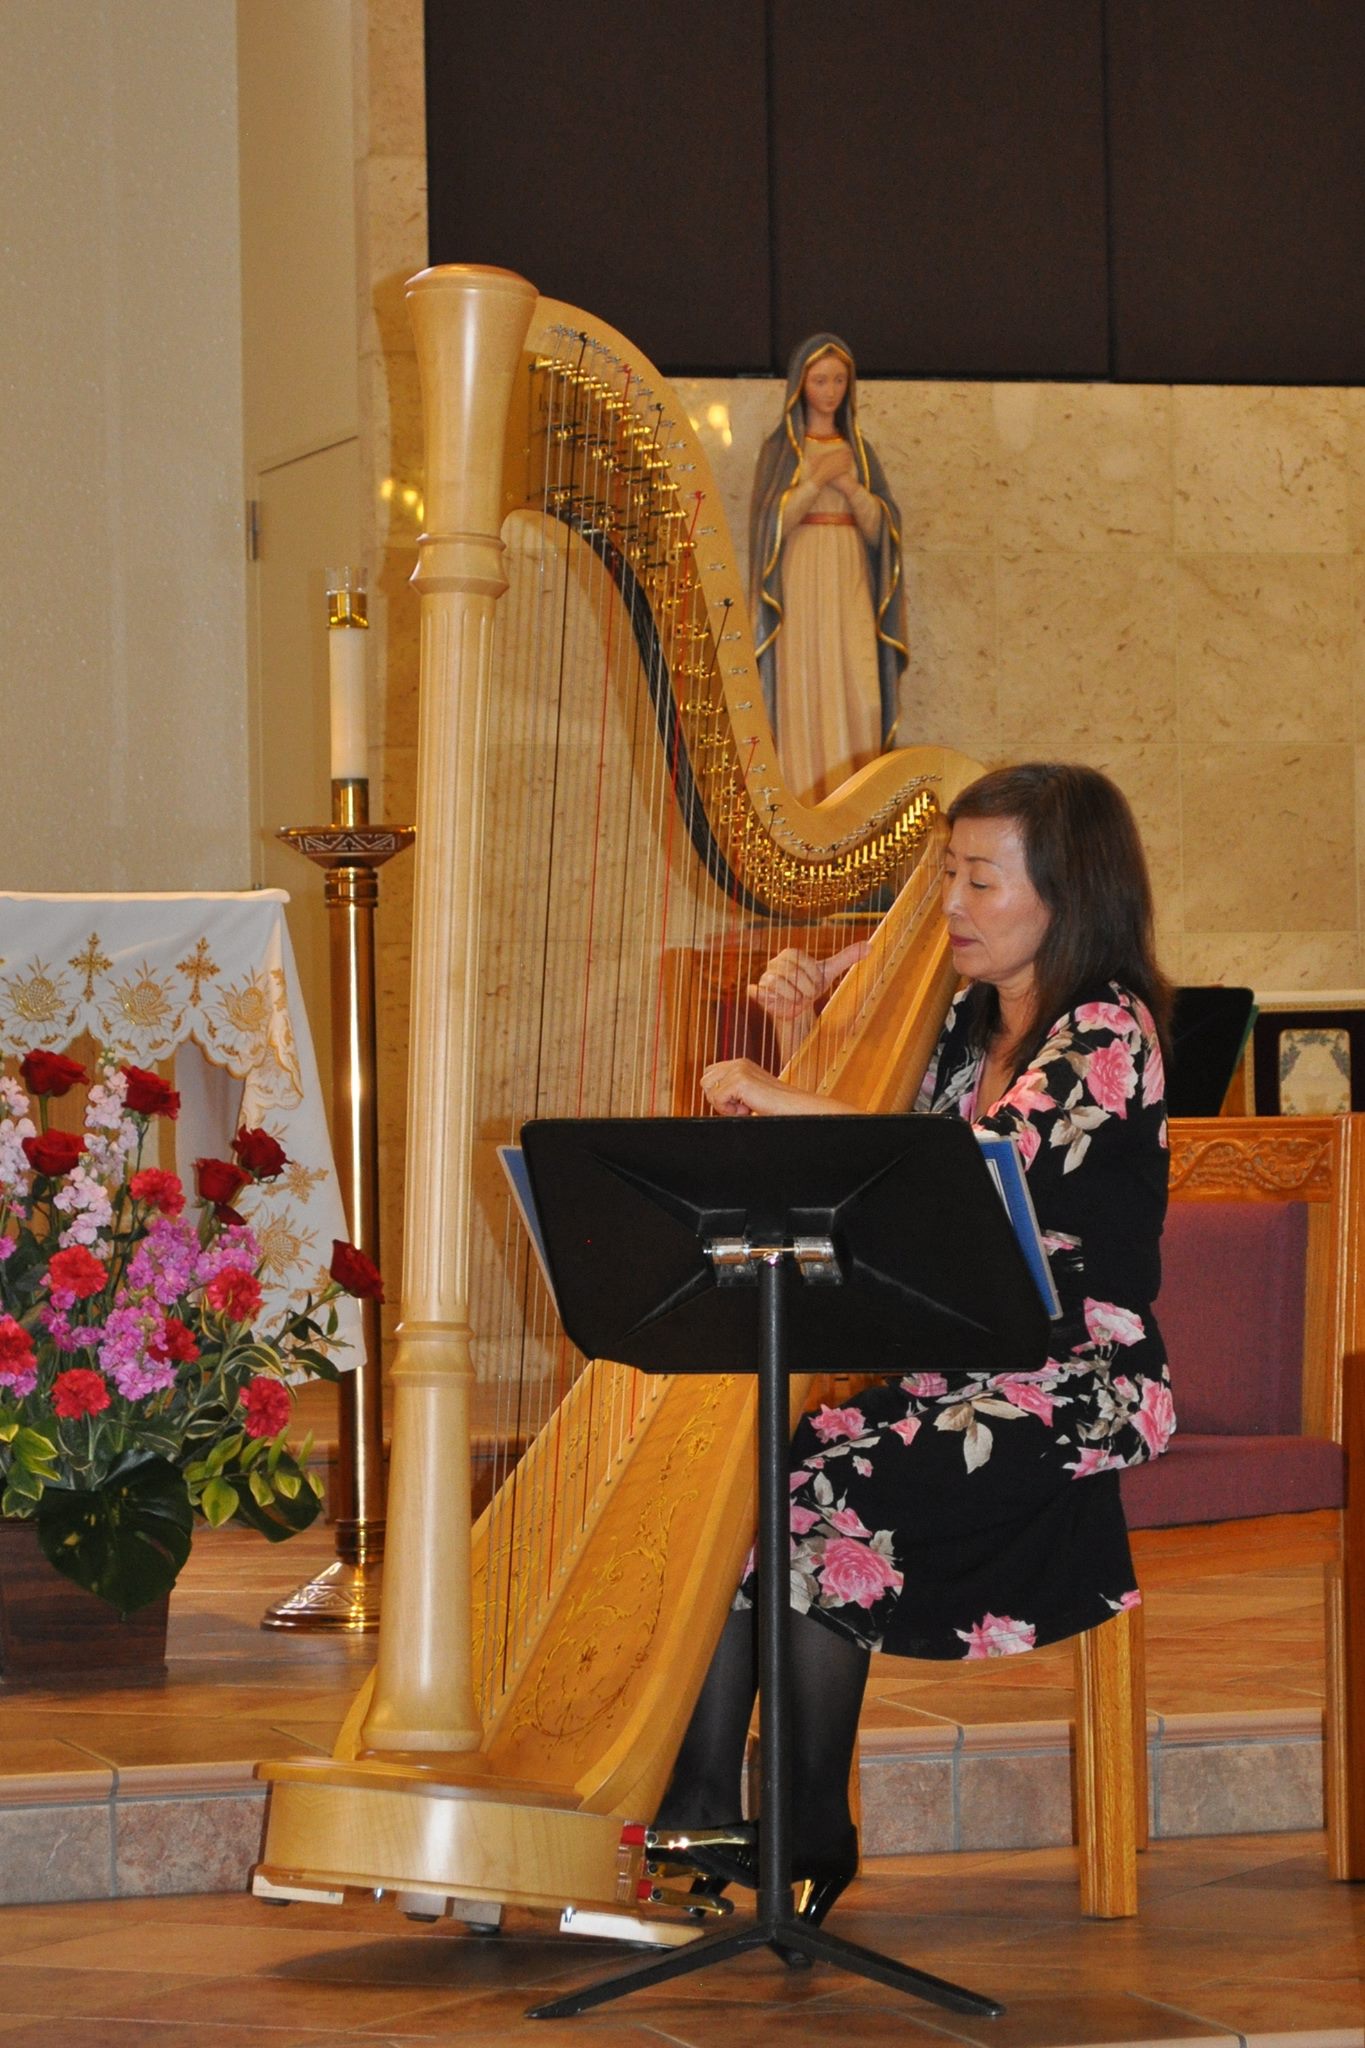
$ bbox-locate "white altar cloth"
[0,891,359,1355]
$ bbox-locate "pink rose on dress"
[1084,1298,1145,1349]
[956,1612,1036,1658]
[1113,1589,1143,1611]
[1131,1377,1176,1457]
[1013,1118,1041,1167]
[1003,1068,1054,1118]
[810,1404,866,1444]
[790,1505,821,1535]
[827,1506,873,1538]
[1142,1037,1166,1107]
[816,1537,903,1609]
[902,1373,947,1397]
[1065,1445,1120,1477]
[1075,1000,1135,1035]
[995,1377,1056,1425]
[1085,1039,1137,1116]
[889,1415,922,1448]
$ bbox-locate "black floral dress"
[741,980,1174,1659]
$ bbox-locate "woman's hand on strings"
[700,1057,848,1119]
[750,941,869,1026]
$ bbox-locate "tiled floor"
[0,1831,1360,2045]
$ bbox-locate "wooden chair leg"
[1072,1611,1139,1917]
[1130,1597,1150,1852]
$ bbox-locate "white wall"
[0,0,249,889]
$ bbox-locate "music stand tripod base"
[519,1116,1037,2023]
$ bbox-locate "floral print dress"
[742,981,1174,1660]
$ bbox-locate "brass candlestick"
[262,776,414,1631]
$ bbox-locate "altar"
[0,890,359,1352]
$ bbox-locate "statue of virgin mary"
[749,334,908,804]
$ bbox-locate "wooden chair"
[1072,1113,1365,1915]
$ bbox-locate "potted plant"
[0,1046,382,1667]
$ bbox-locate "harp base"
[528,1909,1006,2021]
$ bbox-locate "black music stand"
[519,1113,1050,2023]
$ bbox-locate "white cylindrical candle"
[329,622,368,780]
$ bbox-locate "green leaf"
[274,1469,301,1500]
[247,1467,274,1508]
[226,1466,321,1543]
[13,1425,59,1466]
[199,1477,239,1527]
[290,1347,340,1383]
[35,1457,193,1614]
[0,1420,19,1444]
[4,1462,44,1502]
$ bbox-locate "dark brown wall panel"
[768,0,1109,377]
[1108,0,1365,383]
[424,0,771,372]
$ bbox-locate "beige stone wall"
[678,379,1365,994]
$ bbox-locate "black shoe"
[793,1826,859,1926]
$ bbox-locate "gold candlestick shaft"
[262,777,415,1632]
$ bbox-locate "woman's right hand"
[750,941,869,1025]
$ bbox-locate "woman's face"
[801,352,848,427]
[941,814,1051,999]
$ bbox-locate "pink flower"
[1142,1038,1166,1107]
[827,1506,873,1538]
[1113,1589,1143,1611]
[816,1536,902,1609]
[1013,1118,1041,1167]
[1075,1000,1135,1035]
[995,1376,1056,1425]
[790,1504,821,1535]
[1065,1445,1119,1477]
[956,1612,1036,1658]
[1131,1377,1177,1457]
[901,1373,947,1397]
[809,1404,866,1444]
[1001,1068,1054,1118]
[1085,1039,1137,1116]
[889,1415,922,1447]
[1084,1298,1145,1349]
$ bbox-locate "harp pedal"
[560,1904,705,1947]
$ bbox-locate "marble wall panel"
[1173,388,1350,555]
[1181,744,1354,933]
[996,554,1177,751]
[858,1755,955,1856]
[862,381,999,552]
[993,383,1172,554]
[114,1792,266,1896]
[957,1749,1073,1852]
[1156,1739,1321,1838]
[0,1803,112,1905]
[1181,931,1361,993]
[1177,556,1354,744]
[898,552,997,762]
[1348,392,1365,555]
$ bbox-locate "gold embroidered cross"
[69,932,113,1003]
[176,935,220,1005]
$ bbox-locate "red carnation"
[46,1246,108,1302]
[22,1128,84,1178]
[204,1266,262,1323]
[194,1158,249,1207]
[232,1126,288,1181]
[149,1316,199,1366]
[121,1066,180,1119]
[129,1168,186,1217]
[240,1375,291,1440]
[20,1050,88,1098]
[0,1317,37,1393]
[329,1240,384,1302]
[51,1368,112,1420]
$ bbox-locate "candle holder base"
[261,1557,383,1634]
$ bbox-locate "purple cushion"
[1160,1202,1307,1434]
[1121,1433,1343,1528]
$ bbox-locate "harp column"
[361,265,537,1754]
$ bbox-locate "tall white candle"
[329,622,368,780]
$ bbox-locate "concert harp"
[254,265,980,1935]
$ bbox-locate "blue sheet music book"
[976,1133,1061,1319]
[503,1135,1059,1321]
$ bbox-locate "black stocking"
[654,1604,757,1830]
[787,1608,870,1862]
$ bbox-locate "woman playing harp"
[661,763,1176,1925]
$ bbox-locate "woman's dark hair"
[946,762,1173,1078]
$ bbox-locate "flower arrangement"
[0,1047,383,1614]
